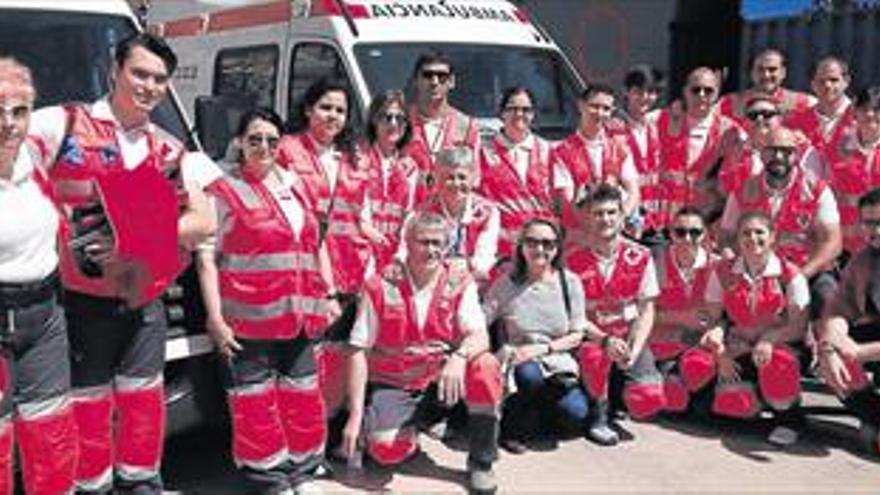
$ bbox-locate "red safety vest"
[479,133,555,258]
[784,104,855,161]
[415,193,495,261]
[611,119,663,230]
[657,109,737,226]
[717,255,799,342]
[365,264,471,391]
[405,105,479,204]
[276,133,371,294]
[567,239,651,337]
[718,87,813,130]
[364,145,418,271]
[825,130,880,254]
[652,247,718,358]
[49,103,184,300]
[208,170,328,340]
[737,169,826,267]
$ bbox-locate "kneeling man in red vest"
[340,212,502,494]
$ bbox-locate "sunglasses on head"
[420,70,451,83]
[245,134,280,148]
[672,227,704,239]
[746,109,779,121]
[523,237,558,250]
[689,86,716,96]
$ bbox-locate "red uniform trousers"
[678,342,802,418]
[363,353,502,468]
[0,275,76,495]
[649,338,702,414]
[225,336,326,492]
[578,338,667,421]
[64,292,167,494]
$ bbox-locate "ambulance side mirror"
[194,95,254,161]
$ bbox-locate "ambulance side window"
[213,45,279,109]
[288,43,353,124]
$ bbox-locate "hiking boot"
[587,400,619,446]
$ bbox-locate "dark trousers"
[502,361,588,438]
[65,291,168,494]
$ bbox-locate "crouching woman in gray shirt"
[483,218,589,453]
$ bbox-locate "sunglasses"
[746,109,779,121]
[523,237,558,250]
[379,112,407,125]
[763,145,796,156]
[672,227,704,239]
[245,134,280,148]
[420,70,451,83]
[861,218,880,229]
[689,86,716,97]
[503,105,534,115]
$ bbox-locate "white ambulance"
[0,0,221,435]
[147,0,585,158]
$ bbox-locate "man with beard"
[720,127,841,326]
[817,187,880,457]
[718,49,815,130]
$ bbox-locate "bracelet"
[544,342,553,355]
[601,335,612,350]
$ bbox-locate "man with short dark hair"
[29,32,215,493]
[718,48,815,129]
[818,187,880,457]
[610,65,665,234]
[405,52,479,203]
[566,184,665,446]
[785,56,855,160]
[552,83,641,226]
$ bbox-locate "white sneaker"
[293,479,324,495]
[768,425,799,447]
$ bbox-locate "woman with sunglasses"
[359,90,419,272]
[823,86,880,257]
[479,87,558,260]
[648,207,724,413]
[657,66,741,227]
[695,212,809,446]
[197,107,337,493]
[483,218,589,453]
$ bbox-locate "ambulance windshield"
[0,9,193,148]
[355,43,581,138]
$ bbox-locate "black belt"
[0,270,60,309]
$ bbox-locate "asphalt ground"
[163,387,880,494]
